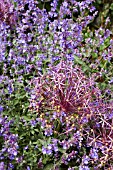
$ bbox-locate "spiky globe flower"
[29,61,113,168]
[0,0,17,25]
[29,61,101,132]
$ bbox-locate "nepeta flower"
[0,105,3,112]
[0,115,19,161]
[0,162,5,170]
[79,165,90,170]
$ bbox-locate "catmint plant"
[0,0,113,169]
[0,115,19,169]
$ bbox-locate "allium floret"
[0,0,17,25]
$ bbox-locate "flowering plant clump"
[0,115,19,169]
[0,0,113,169]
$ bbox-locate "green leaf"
[4,89,9,94]
[38,139,46,145]
[110,3,113,10]
[44,163,54,170]
[23,116,31,121]
[13,99,19,106]
[47,137,51,145]
[99,38,110,51]
[74,167,79,170]
[91,52,98,59]
[74,56,85,65]
[58,148,65,154]
[34,129,39,132]
[74,56,90,72]
[96,0,102,4]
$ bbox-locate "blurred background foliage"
[93,0,113,31]
[37,0,113,32]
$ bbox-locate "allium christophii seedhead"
[0,0,17,25]
[29,61,113,161]
[30,61,100,116]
